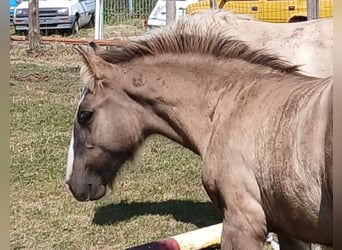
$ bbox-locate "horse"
[65,18,333,250]
[159,10,332,78]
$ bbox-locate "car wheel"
[71,17,79,34]
[87,14,95,28]
[288,16,307,23]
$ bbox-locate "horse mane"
[94,11,299,74]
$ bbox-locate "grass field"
[10,44,224,249]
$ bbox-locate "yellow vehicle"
[186,0,333,23]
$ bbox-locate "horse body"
[199,72,332,247]
[135,55,333,247]
[66,14,333,249]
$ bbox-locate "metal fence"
[103,0,158,25]
[102,0,333,26]
[186,0,333,23]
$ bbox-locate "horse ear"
[74,45,116,91]
[89,41,101,53]
[74,45,111,77]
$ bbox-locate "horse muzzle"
[65,179,107,202]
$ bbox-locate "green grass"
[10,44,223,249]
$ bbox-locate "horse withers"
[65,19,332,250]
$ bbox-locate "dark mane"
[96,31,300,74]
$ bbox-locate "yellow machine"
[186,0,333,23]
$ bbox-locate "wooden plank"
[128,223,222,250]
[10,36,130,46]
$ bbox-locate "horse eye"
[78,111,93,125]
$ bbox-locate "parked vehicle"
[10,0,22,24]
[145,0,199,30]
[13,0,96,34]
[186,0,333,23]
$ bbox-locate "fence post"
[166,0,176,25]
[307,0,320,20]
[28,0,41,52]
[95,0,104,39]
[128,0,134,15]
[211,0,217,9]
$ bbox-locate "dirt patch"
[10,72,50,83]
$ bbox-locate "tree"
[28,0,41,52]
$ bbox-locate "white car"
[13,0,96,34]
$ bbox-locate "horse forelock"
[96,20,299,74]
[79,64,104,92]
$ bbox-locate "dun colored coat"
[65,12,332,250]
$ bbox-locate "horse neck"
[121,54,254,157]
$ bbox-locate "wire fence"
[186,0,333,23]
[102,0,333,26]
[103,0,158,25]
[13,0,332,38]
